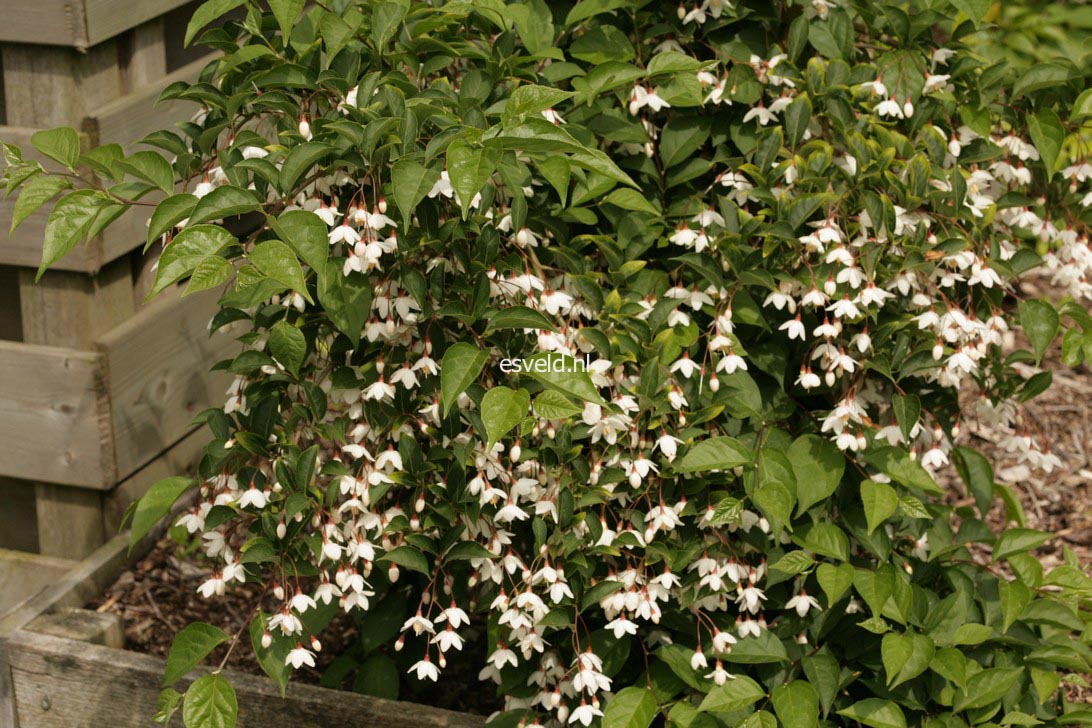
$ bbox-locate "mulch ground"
[88,277,1091,709]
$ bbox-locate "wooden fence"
[0,1,232,569]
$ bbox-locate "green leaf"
[486,306,557,332]
[146,194,198,249]
[771,681,819,728]
[891,393,920,444]
[270,209,329,280]
[520,352,605,404]
[117,150,175,193]
[565,0,632,27]
[930,647,968,689]
[268,0,305,38]
[11,175,69,234]
[249,613,290,697]
[377,545,430,575]
[371,1,407,47]
[444,541,496,561]
[1027,109,1064,179]
[390,158,440,227]
[698,676,765,712]
[533,390,583,419]
[816,562,854,604]
[950,0,991,27]
[602,686,658,728]
[784,93,812,147]
[953,668,1024,711]
[446,139,500,218]
[1013,63,1071,99]
[154,688,183,725]
[164,623,228,686]
[993,528,1051,562]
[38,190,110,278]
[184,256,233,296]
[354,654,399,700]
[646,50,705,76]
[802,653,840,716]
[790,435,844,513]
[505,85,574,121]
[770,550,815,575]
[185,0,246,45]
[440,342,490,416]
[803,523,849,562]
[752,480,794,533]
[882,631,934,689]
[151,224,235,298]
[676,436,751,473]
[318,263,372,345]
[861,480,899,535]
[837,699,906,728]
[129,476,194,552]
[481,387,530,448]
[601,187,658,215]
[952,446,995,515]
[182,674,237,728]
[509,0,554,55]
[188,185,260,225]
[859,447,942,494]
[279,142,332,193]
[30,127,80,170]
[999,578,1033,632]
[1073,88,1092,121]
[660,117,710,169]
[268,321,307,375]
[1018,299,1059,364]
[249,240,310,301]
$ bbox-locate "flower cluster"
[6,0,1091,725]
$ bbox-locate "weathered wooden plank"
[98,285,234,481]
[0,48,209,272]
[26,609,124,649]
[0,0,88,47]
[85,52,211,151]
[0,551,74,614]
[8,630,487,728]
[0,488,193,728]
[84,0,193,47]
[0,0,193,48]
[0,342,110,488]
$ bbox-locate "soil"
[87,277,1091,710]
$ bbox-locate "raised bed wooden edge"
[0,530,487,728]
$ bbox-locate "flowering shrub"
[5,0,1092,726]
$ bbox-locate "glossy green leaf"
[182,674,237,728]
[164,623,228,686]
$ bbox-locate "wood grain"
[98,285,235,481]
[0,342,110,488]
[86,53,212,150]
[0,550,74,614]
[0,0,193,48]
[8,630,487,728]
[84,0,193,47]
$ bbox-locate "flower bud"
[261,630,272,649]
[389,563,400,583]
